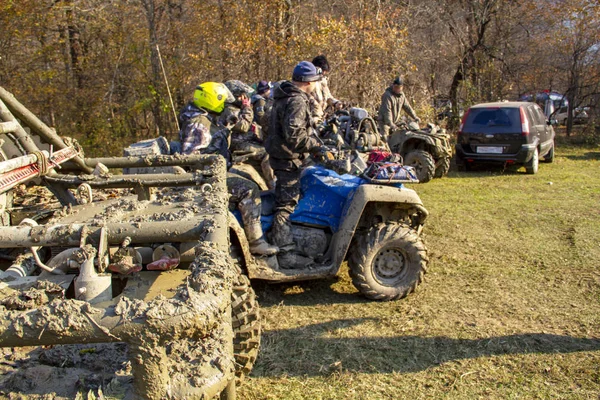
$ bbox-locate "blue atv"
[231,164,429,301]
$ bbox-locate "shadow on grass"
[253,278,369,307]
[564,151,600,161]
[442,159,525,179]
[253,319,600,377]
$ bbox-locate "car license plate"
[477,146,503,154]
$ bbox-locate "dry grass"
[240,135,600,399]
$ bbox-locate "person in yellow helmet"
[178,82,278,256]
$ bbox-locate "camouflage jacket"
[251,94,273,134]
[378,87,418,130]
[221,103,254,144]
[178,104,230,165]
[266,81,321,166]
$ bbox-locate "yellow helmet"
[192,82,234,113]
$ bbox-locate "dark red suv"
[455,101,555,174]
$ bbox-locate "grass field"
[240,136,600,399]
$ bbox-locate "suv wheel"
[525,147,539,174]
[543,141,554,163]
[349,223,427,301]
[404,150,435,183]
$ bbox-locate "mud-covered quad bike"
[0,87,258,399]
[387,122,453,183]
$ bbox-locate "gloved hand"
[224,114,239,128]
[314,146,335,160]
[414,117,421,125]
[240,93,251,108]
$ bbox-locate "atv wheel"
[525,147,539,174]
[231,273,261,382]
[349,223,428,301]
[404,150,435,183]
[434,156,451,178]
[543,141,554,163]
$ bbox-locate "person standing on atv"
[378,76,421,142]
[311,55,342,123]
[179,81,278,257]
[224,79,276,190]
[266,61,328,268]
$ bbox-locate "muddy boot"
[246,222,278,256]
[278,251,314,269]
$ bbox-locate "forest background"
[1,0,599,156]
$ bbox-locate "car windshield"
[463,107,522,133]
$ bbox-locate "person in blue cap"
[266,61,327,268]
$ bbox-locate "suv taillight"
[458,109,470,135]
[520,107,530,136]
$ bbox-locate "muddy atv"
[232,163,428,301]
[387,122,453,183]
[0,87,258,399]
[127,112,430,301]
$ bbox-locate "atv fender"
[229,213,254,270]
[330,184,428,271]
[392,133,437,154]
[230,164,269,191]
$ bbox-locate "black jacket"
[266,81,320,166]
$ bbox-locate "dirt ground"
[0,344,132,399]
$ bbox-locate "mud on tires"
[434,156,451,178]
[404,150,435,183]
[349,223,428,301]
[231,273,261,382]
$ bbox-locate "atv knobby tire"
[231,273,261,382]
[349,223,428,301]
[404,150,435,183]
[434,156,451,178]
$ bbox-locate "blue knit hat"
[257,80,272,94]
[292,61,322,82]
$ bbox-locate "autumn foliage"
[0,0,598,155]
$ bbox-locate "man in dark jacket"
[378,76,421,141]
[266,61,323,268]
[252,80,273,132]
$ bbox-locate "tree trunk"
[141,0,166,136]
[65,0,84,89]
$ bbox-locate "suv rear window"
[463,107,522,133]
